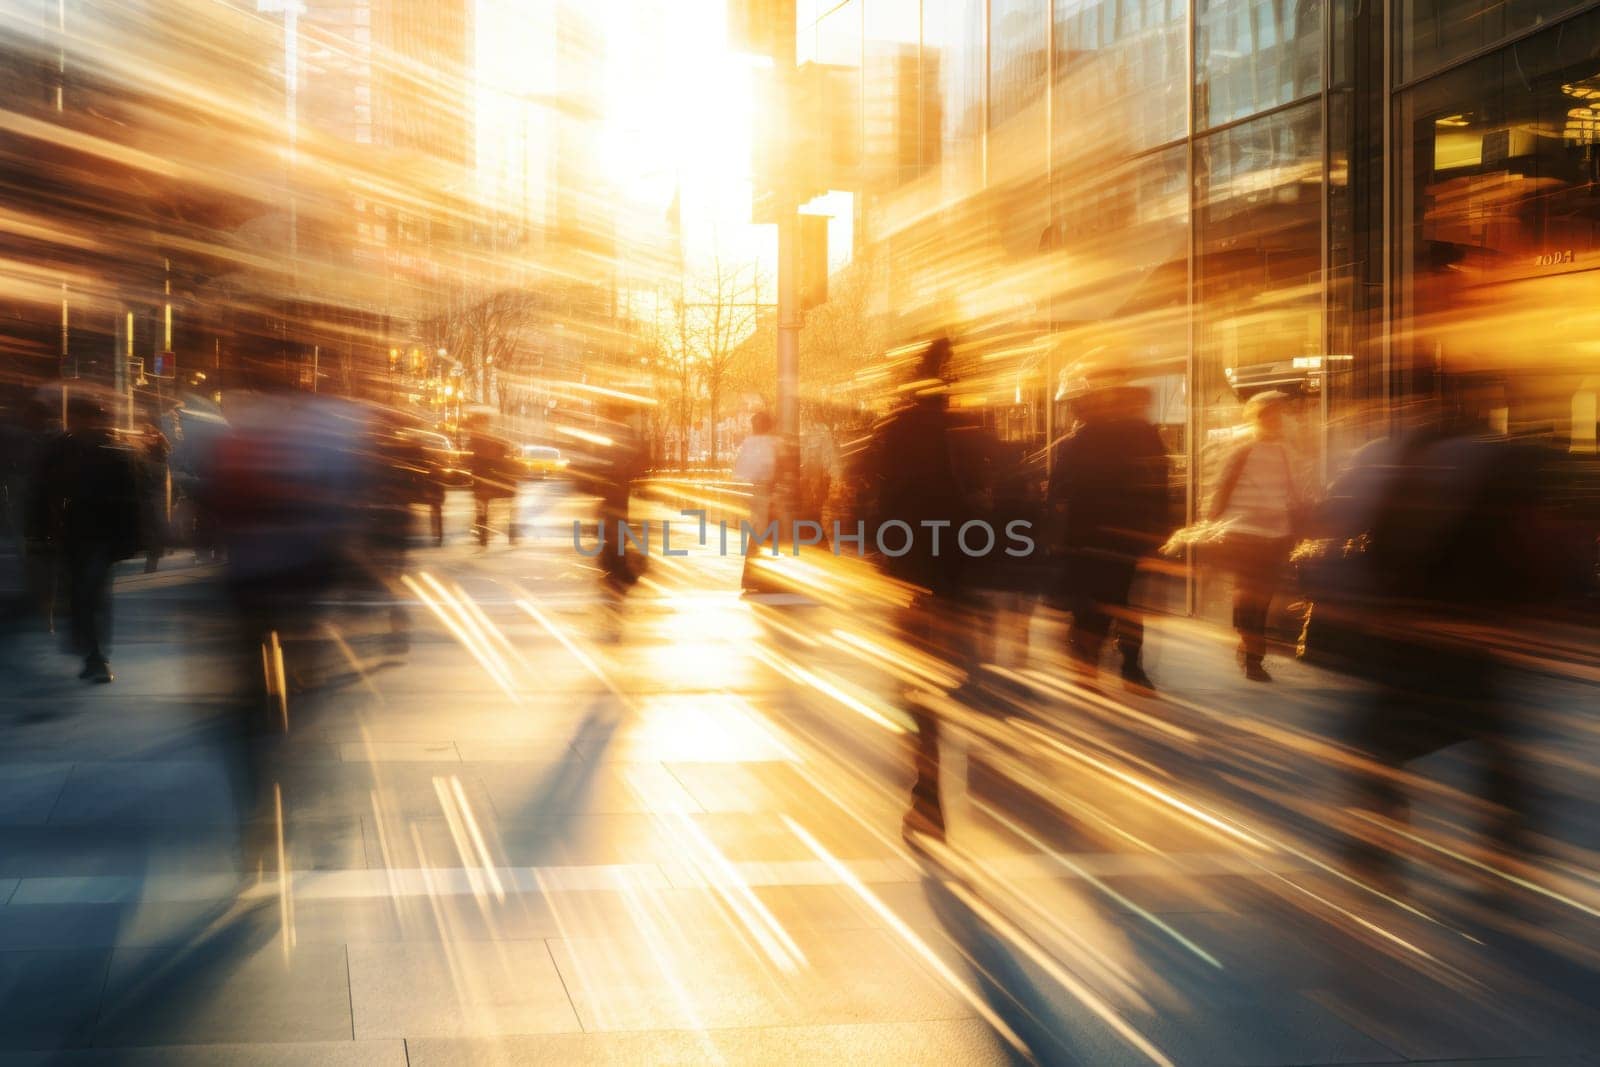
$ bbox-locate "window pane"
[1194,101,1323,498]
[1053,0,1188,159]
[864,0,922,189]
[989,0,1048,128]
[922,0,984,193]
[1194,0,1321,128]
[1397,7,1600,441]
[1401,0,1586,84]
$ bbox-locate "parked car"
[398,427,471,488]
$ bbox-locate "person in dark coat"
[860,338,985,844]
[1047,371,1171,690]
[33,396,144,683]
[465,418,519,547]
[1313,379,1550,885]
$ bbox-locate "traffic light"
[800,214,828,311]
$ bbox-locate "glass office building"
[795,0,1600,542]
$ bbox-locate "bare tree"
[683,254,764,463]
[435,287,542,404]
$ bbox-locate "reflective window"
[1401,0,1586,84]
[1397,7,1600,440]
[1051,143,1191,449]
[815,0,863,192]
[922,0,984,192]
[1194,0,1321,128]
[1053,0,1188,159]
[863,0,922,189]
[989,0,1048,129]
[1194,102,1323,491]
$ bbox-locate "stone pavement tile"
[0,949,108,1050]
[1306,970,1600,1061]
[0,764,72,826]
[47,762,237,826]
[477,760,702,818]
[406,1019,1012,1066]
[549,925,972,1033]
[0,1039,407,1065]
[0,903,209,950]
[0,897,404,951]
[346,939,580,1039]
[660,761,839,815]
[363,810,899,872]
[95,941,352,1047]
[338,741,461,762]
[313,706,602,746]
[570,694,799,764]
[276,761,495,822]
[0,826,236,879]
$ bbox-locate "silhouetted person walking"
[1309,378,1548,885]
[33,396,143,682]
[466,418,519,546]
[1048,370,1171,691]
[862,338,982,845]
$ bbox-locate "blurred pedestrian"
[139,420,172,573]
[1206,391,1306,682]
[594,401,649,593]
[465,417,519,547]
[861,338,983,845]
[1308,377,1548,884]
[1048,370,1171,691]
[33,396,144,683]
[732,410,779,592]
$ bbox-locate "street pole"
[774,36,799,439]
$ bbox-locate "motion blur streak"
[781,816,1035,1061]
[1,0,1597,1061]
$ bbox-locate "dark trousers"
[1062,551,1143,670]
[67,546,113,664]
[428,500,444,546]
[1348,651,1524,848]
[898,595,984,825]
[1225,534,1292,660]
[474,494,518,545]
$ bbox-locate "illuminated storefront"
[796,0,1600,610]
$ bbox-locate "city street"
[1,488,1598,1066]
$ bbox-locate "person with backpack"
[1205,390,1308,682]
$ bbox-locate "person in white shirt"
[731,411,780,591]
[1205,391,1305,682]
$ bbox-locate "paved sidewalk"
[2,513,1598,1066]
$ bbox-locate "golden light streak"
[974,799,1224,971]
[751,645,908,734]
[1013,720,1265,849]
[268,630,289,731]
[780,816,1034,1060]
[936,873,1178,1067]
[667,811,806,975]
[1352,811,1600,920]
[401,572,522,702]
[273,782,295,961]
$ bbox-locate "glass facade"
[793,0,1600,610]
